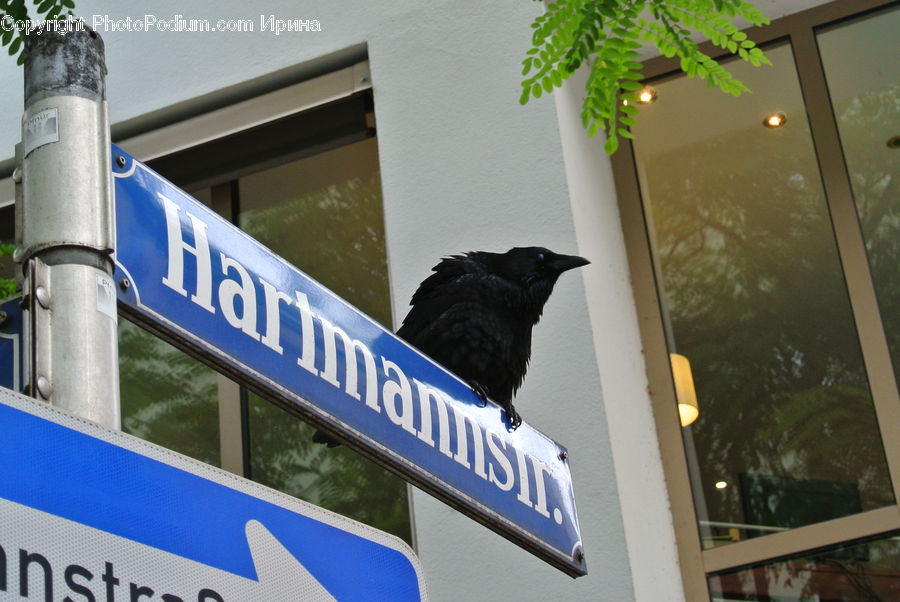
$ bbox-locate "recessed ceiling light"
[763,111,787,128]
[715,481,728,490]
[637,86,657,104]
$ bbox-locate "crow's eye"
[537,252,546,262]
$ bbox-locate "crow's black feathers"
[313,246,589,446]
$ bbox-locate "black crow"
[313,246,589,446]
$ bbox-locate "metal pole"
[17,27,120,429]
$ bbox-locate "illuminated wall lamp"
[670,353,699,427]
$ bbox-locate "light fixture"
[763,111,787,128]
[670,353,699,427]
[637,86,657,104]
[715,481,728,490]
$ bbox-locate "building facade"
[1,0,897,599]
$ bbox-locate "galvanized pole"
[17,27,120,429]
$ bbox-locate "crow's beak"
[550,254,590,273]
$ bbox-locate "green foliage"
[0,0,77,65]
[0,244,15,298]
[520,0,771,153]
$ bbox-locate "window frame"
[610,1,900,598]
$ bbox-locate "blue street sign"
[111,144,586,576]
[0,296,23,392]
[0,385,426,600]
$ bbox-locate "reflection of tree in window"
[248,391,411,542]
[817,5,900,385]
[709,532,900,600]
[833,85,900,385]
[118,320,221,466]
[640,81,894,535]
[239,170,391,326]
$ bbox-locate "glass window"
[0,206,15,296]
[630,43,895,549]
[238,137,412,543]
[708,532,900,600]
[118,320,221,466]
[817,6,900,384]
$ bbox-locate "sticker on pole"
[0,386,427,601]
[22,107,59,157]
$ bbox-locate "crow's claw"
[505,405,522,431]
[468,380,490,407]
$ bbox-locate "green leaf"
[8,35,21,56]
[519,87,531,105]
[522,58,533,76]
[552,69,563,86]
[532,83,542,99]
[732,31,747,41]
[37,0,54,14]
[618,128,634,139]
[604,134,619,154]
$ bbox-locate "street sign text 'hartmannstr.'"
[111,144,586,576]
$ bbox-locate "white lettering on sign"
[156,193,562,526]
[160,193,215,314]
